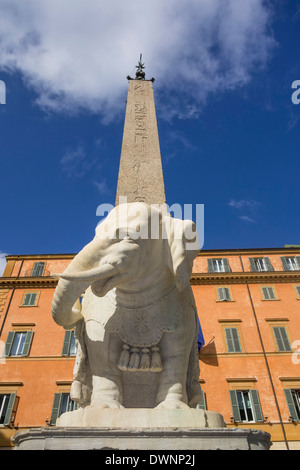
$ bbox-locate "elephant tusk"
[51,273,62,279]
[59,264,119,282]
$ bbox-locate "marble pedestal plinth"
[12,409,272,450]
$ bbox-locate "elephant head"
[51,203,199,329]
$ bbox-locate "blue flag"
[197,317,205,351]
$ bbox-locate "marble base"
[12,409,271,450]
[56,407,226,429]
[12,426,272,450]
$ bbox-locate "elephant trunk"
[51,237,107,328]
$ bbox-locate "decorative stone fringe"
[117,344,163,372]
[150,346,163,372]
[128,347,140,371]
[139,348,150,371]
[117,344,130,371]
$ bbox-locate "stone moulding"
[1,270,299,289]
[12,426,272,450]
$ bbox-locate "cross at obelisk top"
[115,56,166,208]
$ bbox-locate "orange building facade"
[0,247,300,449]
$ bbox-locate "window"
[284,389,300,421]
[229,390,263,423]
[273,326,291,352]
[0,393,17,426]
[22,292,39,307]
[31,262,45,277]
[295,286,300,299]
[261,286,276,300]
[50,393,78,425]
[224,327,242,353]
[62,330,77,356]
[208,258,231,273]
[217,287,231,301]
[3,331,33,357]
[281,256,300,271]
[196,390,206,410]
[249,257,274,272]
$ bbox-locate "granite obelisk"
[115,56,166,208]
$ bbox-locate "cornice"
[6,254,76,260]
[0,277,58,288]
[190,271,300,285]
[197,247,300,256]
[1,271,300,288]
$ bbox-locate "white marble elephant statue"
[51,202,201,411]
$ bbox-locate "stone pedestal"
[12,409,272,450]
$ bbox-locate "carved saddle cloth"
[84,286,182,372]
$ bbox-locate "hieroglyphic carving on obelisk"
[115,56,166,208]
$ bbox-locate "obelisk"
[115,55,166,208]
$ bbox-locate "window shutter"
[284,389,299,421]
[62,330,72,356]
[273,327,284,351]
[267,287,276,300]
[218,287,226,301]
[280,327,291,351]
[296,257,300,270]
[249,258,257,271]
[261,287,275,300]
[264,257,274,271]
[196,390,206,410]
[249,390,264,422]
[280,257,289,271]
[218,287,231,301]
[22,331,33,356]
[3,393,17,426]
[231,328,241,352]
[3,332,15,357]
[225,328,241,353]
[225,328,234,352]
[23,293,37,306]
[50,393,62,425]
[222,258,231,272]
[207,259,214,273]
[273,327,291,352]
[31,262,45,277]
[229,390,242,422]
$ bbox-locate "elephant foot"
[155,399,190,410]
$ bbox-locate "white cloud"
[93,179,110,195]
[239,215,256,223]
[0,252,8,276]
[228,199,261,209]
[60,144,97,178]
[0,0,276,120]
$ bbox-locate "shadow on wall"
[199,337,218,367]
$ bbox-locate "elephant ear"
[165,216,200,291]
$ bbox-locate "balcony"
[24,269,51,277]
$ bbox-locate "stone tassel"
[128,347,140,371]
[118,344,130,371]
[139,348,150,371]
[150,346,163,372]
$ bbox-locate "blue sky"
[0,0,300,273]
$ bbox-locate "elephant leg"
[85,322,124,408]
[155,333,191,410]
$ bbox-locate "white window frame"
[236,390,255,422]
[0,394,9,425]
[10,332,27,356]
[213,259,225,273]
[286,257,298,271]
[254,258,266,271]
